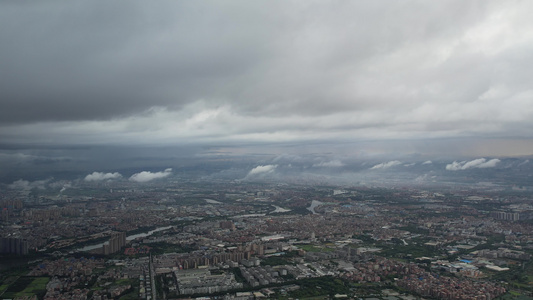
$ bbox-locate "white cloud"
[370,160,402,170]
[129,168,172,183]
[445,161,463,171]
[422,160,433,165]
[84,171,122,182]
[8,179,49,190]
[518,159,529,167]
[415,174,429,182]
[313,160,345,167]
[8,179,31,190]
[446,158,501,171]
[248,165,277,176]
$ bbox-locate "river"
[77,225,173,252]
[272,205,291,213]
[307,200,323,214]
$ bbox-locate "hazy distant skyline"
[2,1,533,159]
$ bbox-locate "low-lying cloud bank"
[248,165,277,176]
[129,168,172,183]
[8,179,50,190]
[84,172,122,182]
[313,160,345,168]
[370,160,402,170]
[446,158,501,171]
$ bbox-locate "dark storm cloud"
[0,1,493,122]
[0,1,271,123]
[1,0,533,157]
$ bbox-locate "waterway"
[271,205,291,213]
[307,200,324,214]
[77,225,173,252]
[205,199,222,204]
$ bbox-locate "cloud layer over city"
[84,172,123,182]
[247,165,278,177]
[129,168,173,183]
[445,158,501,171]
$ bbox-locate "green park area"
[298,244,335,253]
[1,276,49,299]
[279,277,350,299]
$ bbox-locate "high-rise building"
[103,232,126,255]
[491,211,521,221]
[0,237,28,255]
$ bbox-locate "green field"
[298,244,335,253]
[2,276,49,299]
[0,284,9,294]
[114,278,133,285]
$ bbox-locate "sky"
[2,1,533,180]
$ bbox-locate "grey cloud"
[0,1,291,124]
[518,159,529,167]
[1,1,533,154]
[0,153,71,163]
[0,153,36,161]
[414,174,431,183]
[48,180,71,188]
[8,178,50,190]
[312,160,345,168]
[272,154,305,164]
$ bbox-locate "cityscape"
[2,1,533,299]
[1,168,533,299]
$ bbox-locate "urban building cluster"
[1,180,533,299]
[175,268,243,295]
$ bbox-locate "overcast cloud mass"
[1,1,533,182]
